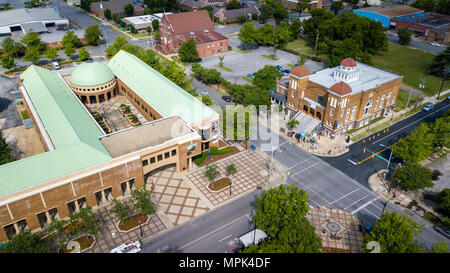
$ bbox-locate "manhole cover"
[326,222,341,233]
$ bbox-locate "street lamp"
[139,220,143,237]
[437,66,450,100]
[379,144,393,193]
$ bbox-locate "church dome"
[70,62,115,87]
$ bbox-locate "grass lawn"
[285,38,315,56]
[226,33,239,37]
[217,64,234,72]
[287,64,295,68]
[262,54,278,61]
[372,43,449,96]
[131,32,150,39]
[232,48,253,53]
[394,89,422,112]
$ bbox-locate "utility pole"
[402,88,412,118]
[314,29,319,56]
[437,66,450,100]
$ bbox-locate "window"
[171,149,177,156]
[386,92,392,105]
[67,197,87,214]
[164,152,170,159]
[363,99,372,116]
[317,95,323,104]
[157,154,163,161]
[3,224,16,240]
[345,108,350,121]
[380,94,385,108]
[351,105,356,120]
[37,208,59,229]
[150,157,156,164]
[143,159,148,166]
[291,90,295,97]
[375,96,379,109]
[330,109,335,116]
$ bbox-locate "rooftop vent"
[203,29,209,33]
[189,32,195,35]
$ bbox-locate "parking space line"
[289,176,331,204]
[351,197,379,215]
[344,194,370,210]
[362,208,381,219]
[291,162,319,177]
[329,188,360,205]
[218,234,232,242]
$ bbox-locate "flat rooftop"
[357,6,423,18]
[308,62,402,96]
[0,8,66,27]
[100,116,195,157]
[123,13,172,25]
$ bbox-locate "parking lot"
[199,36,325,85]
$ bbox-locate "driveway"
[199,36,326,85]
[0,75,22,130]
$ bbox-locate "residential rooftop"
[357,6,423,18]
[0,8,65,27]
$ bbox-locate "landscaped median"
[193,145,240,167]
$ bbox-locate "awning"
[21,22,47,34]
[238,229,268,247]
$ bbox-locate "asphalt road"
[387,34,446,54]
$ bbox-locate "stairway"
[291,111,321,135]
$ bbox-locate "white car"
[110,241,142,253]
[431,42,440,47]
[72,62,79,67]
[52,61,60,70]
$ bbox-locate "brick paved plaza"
[307,207,363,253]
[185,150,268,206]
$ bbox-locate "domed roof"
[70,62,115,87]
[329,82,352,96]
[290,66,311,78]
[340,58,357,67]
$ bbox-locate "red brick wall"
[197,39,229,58]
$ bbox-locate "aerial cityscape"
[0,0,448,261]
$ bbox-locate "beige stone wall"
[69,78,118,105]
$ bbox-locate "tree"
[398,28,412,45]
[218,55,224,66]
[262,0,289,25]
[112,14,119,24]
[105,36,129,58]
[297,0,311,12]
[255,23,275,46]
[178,38,199,62]
[430,242,449,253]
[80,0,91,11]
[411,0,438,12]
[251,185,322,253]
[273,25,291,53]
[393,123,435,163]
[70,207,103,238]
[131,186,157,216]
[44,48,57,61]
[78,48,90,61]
[428,46,450,77]
[146,26,152,34]
[289,18,301,41]
[1,54,15,70]
[110,199,132,222]
[331,1,343,15]
[152,19,159,32]
[298,54,307,65]
[226,0,241,10]
[395,162,433,191]
[23,45,41,63]
[287,119,299,130]
[252,65,282,91]
[104,8,112,20]
[239,22,256,48]
[0,136,14,165]
[226,163,237,177]
[237,15,247,24]
[21,30,42,47]
[0,230,50,253]
[1,37,22,58]
[84,24,102,46]
[124,3,134,16]
[64,45,75,57]
[363,211,424,253]
[200,6,213,20]
[437,189,450,215]
[204,164,220,183]
[202,95,212,106]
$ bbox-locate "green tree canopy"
[23,45,41,63]
[255,23,275,46]
[104,8,112,20]
[44,47,57,61]
[1,37,22,58]
[261,0,289,25]
[1,53,15,70]
[21,29,42,47]
[398,28,412,45]
[78,47,90,61]
[64,45,75,57]
[252,65,282,91]
[239,22,257,48]
[428,46,450,77]
[0,230,50,253]
[131,186,157,216]
[152,19,159,32]
[0,136,14,165]
[289,18,302,41]
[124,3,134,16]
[110,199,132,222]
[395,162,433,191]
[330,1,343,15]
[437,188,450,215]
[80,0,91,11]
[274,24,291,50]
[297,0,311,12]
[226,0,241,10]
[84,24,102,46]
[363,211,424,253]
[178,38,199,62]
[393,123,435,163]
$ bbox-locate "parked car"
[63,27,69,31]
[434,225,450,239]
[222,96,231,102]
[431,42,441,47]
[247,73,255,79]
[52,61,60,70]
[422,104,434,112]
[282,69,291,76]
[56,27,64,31]
[259,19,266,24]
[110,241,142,253]
[46,29,51,33]
[275,65,283,72]
[72,62,79,67]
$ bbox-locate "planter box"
[116,214,150,233]
[207,176,233,193]
[64,234,96,253]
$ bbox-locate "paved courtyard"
[197,36,325,85]
[147,165,211,226]
[185,150,268,206]
[306,207,363,253]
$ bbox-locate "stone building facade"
[275,58,403,137]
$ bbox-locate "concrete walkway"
[368,169,412,207]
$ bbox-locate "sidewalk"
[368,169,412,207]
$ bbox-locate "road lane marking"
[351,197,379,215]
[366,148,389,163]
[287,158,310,170]
[330,188,360,204]
[347,159,357,165]
[373,103,450,145]
[173,213,249,252]
[289,176,331,204]
[218,234,232,242]
[362,208,381,219]
[291,162,320,176]
[344,194,370,210]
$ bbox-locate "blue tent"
[296,132,307,138]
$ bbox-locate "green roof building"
[69,62,115,87]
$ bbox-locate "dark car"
[247,73,255,79]
[434,225,450,239]
[56,27,64,31]
[259,19,266,24]
[275,65,283,71]
[222,96,231,102]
